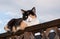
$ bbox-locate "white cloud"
[5,12,22,18]
[0,0,60,22]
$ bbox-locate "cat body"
[4,7,40,32]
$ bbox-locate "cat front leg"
[17,21,27,31]
[20,21,27,30]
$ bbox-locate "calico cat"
[4,7,40,33]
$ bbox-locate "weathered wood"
[25,19,60,32]
[0,19,60,38]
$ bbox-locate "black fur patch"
[7,18,23,31]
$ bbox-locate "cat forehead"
[22,9,35,16]
[26,10,32,12]
[23,10,32,14]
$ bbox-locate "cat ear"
[21,9,25,13]
[32,7,36,13]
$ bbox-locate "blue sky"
[0,0,60,33]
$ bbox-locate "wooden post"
[24,32,35,39]
[45,27,59,39]
[57,28,60,39]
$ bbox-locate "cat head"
[21,7,37,22]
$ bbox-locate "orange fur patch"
[29,14,36,19]
[19,21,27,30]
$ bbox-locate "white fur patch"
[26,16,33,22]
[23,16,40,26]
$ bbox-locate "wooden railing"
[0,19,60,39]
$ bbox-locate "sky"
[0,0,60,33]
